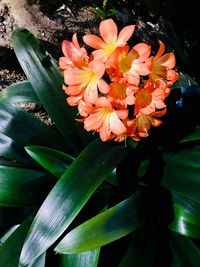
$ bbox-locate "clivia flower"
[59,19,179,142]
[83,19,135,61]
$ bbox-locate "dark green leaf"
[180,127,200,143]
[0,215,33,267]
[12,28,93,154]
[19,139,127,266]
[25,146,74,178]
[0,132,34,165]
[170,232,200,267]
[60,249,100,267]
[0,165,54,206]
[119,227,156,267]
[55,191,143,254]
[169,191,200,239]
[0,100,67,152]
[0,81,39,104]
[162,147,200,202]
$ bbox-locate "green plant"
[0,24,200,267]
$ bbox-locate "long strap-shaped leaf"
[169,191,200,239]
[54,191,143,254]
[0,100,67,152]
[170,232,200,267]
[25,146,74,178]
[0,216,33,267]
[12,28,93,154]
[19,139,127,266]
[0,165,54,206]
[60,249,100,267]
[0,81,39,104]
[162,147,200,203]
[0,132,35,165]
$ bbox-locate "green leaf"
[119,227,155,267]
[162,147,200,203]
[170,232,200,267]
[0,132,35,165]
[0,100,67,152]
[19,139,127,266]
[180,126,200,143]
[0,215,33,267]
[27,254,46,267]
[55,191,143,254]
[12,28,93,154]
[0,81,39,104]
[169,191,200,239]
[60,249,100,267]
[0,165,54,206]
[25,146,74,178]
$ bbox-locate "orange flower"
[107,43,151,85]
[147,41,179,86]
[108,78,137,108]
[128,111,165,140]
[63,60,109,104]
[83,97,128,141]
[59,33,88,69]
[134,81,167,115]
[83,19,135,61]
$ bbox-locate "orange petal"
[156,53,176,69]
[67,95,83,106]
[96,97,112,109]
[99,124,112,142]
[83,34,105,49]
[98,79,110,94]
[133,43,151,62]
[89,60,105,78]
[154,40,165,61]
[72,33,80,49]
[59,57,72,70]
[117,25,135,45]
[99,19,118,44]
[110,113,127,135]
[167,69,179,83]
[116,110,128,120]
[64,69,85,85]
[65,84,83,96]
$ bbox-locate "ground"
[0,0,200,117]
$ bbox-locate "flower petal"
[98,79,110,94]
[156,53,176,69]
[154,40,165,61]
[99,19,118,44]
[133,43,151,62]
[89,60,105,78]
[83,34,105,49]
[117,25,135,45]
[110,113,127,135]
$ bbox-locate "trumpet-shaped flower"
[83,19,135,61]
[108,78,137,108]
[63,60,109,104]
[147,41,179,86]
[59,33,88,69]
[83,97,128,141]
[128,112,164,141]
[107,44,151,85]
[134,81,167,115]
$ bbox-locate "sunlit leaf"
[12,28,93,154]
[19,139,127,266]
[60,249,100,267]
[0,81,39,104]
[55,191,143,254]
[25,146,74,178]
[169,191,200,239]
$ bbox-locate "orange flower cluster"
[59,19,179,142]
